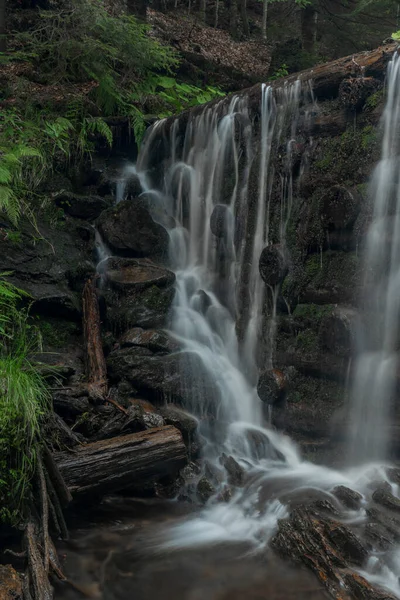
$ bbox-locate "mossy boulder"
[96,198,169,258]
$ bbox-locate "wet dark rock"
[94,400,164,440]
[120,328,178,354]
[364,521,394,551]
[220,454,245,486]
[105,284,175,331]
[55,191,109,220]
[320,185,361,233]
[257,368,287,405]
[366,507,400,544]
[386,467,400,486]
[196,476,216,503]
[272,506,373,599]
[52,388,91,419]
[0,565,22,600]
[343,571,397,600]
[104,257,175,292]
[0,223,91,319]
[192,290,213,314]
[319,306,357,357]
[204,460,225,486]
[107,347,216,405]
[96,198,169,257]
[339,77,382,111]
[333,485,363,510]
[372,487,400,513]
[159,404,198,445]
[210,204,232,239]
[244,428,286,462]
[259,244,288,286]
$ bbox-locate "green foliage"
[0,274,50,525]
[1,0,225,225]
[392,30,400,40]
[0,106,114,225]
[269,63,289,80]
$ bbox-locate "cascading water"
[126,55,400,596]
[348,53,400,464]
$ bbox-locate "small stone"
[333,485,363,510]
[0,565,22,600]
[196,476,216,503]
[372,487,400,513]
[220,453,245,486]
[257,368,287,405]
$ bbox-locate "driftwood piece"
[271,507,396,600]
[82,278,108,401]
[37,455,49,574]
[55,426,187,496]
[24,521,53,600]
[42,445,72,508]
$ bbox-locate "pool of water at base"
[54,497,329,600]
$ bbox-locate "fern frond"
[0,186,20,226]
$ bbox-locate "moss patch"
[38,317,80,349]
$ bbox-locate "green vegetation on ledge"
[0,0,224,228]
[0,273,50,525]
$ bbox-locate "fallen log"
[151,43,398,144]
[82,278,108,401]
[55,426,187,496]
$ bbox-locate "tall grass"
[0,273,50,524]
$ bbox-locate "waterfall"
[348,53,400,464]
[130,64,400,596]
[136,87,304,460]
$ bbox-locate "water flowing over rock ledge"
[2,42,400,600]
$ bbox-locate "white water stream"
[123,54,400,596]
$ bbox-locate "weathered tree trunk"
[0,0,6,52]
[261,0,268,40]
[25,521,53,600]
[237,0,249,37]
[228,0,238,38]
[301,4,318,54]
[55,426,187,496]
[200,0,206,23]
[82,278,108,402]
[126,0,147,20]
[214,0,219,28]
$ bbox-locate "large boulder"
[107,346,217,405]
[105,284,175,331]
[104,257,175,291]
[96,198,169,257]
[0,223,92,318]
[55,191,109,220]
